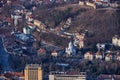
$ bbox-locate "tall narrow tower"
[24,64,42,80]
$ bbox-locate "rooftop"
[25,64,42,69]
[50,71,86,75]
[14,33,35,42]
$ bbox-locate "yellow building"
[24,64,42,80]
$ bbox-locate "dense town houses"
[0,0,120,80]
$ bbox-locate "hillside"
[68,9,120,46]
[34,4,120,48]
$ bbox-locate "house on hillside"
[115,52,120,61]
[117,38,120,47]
[7,0,12,5]
[112,35,119,46]
[105,53,112,61]
[23,26,31,34]
[84,52,94,60]
[23,25,36,34]
[34,20,47,30]
[51,50,59,57]
[66,41,76,56]
[37,48,46,56]
[95,51,103,60]
[14,33,35,45]
[112,35,120,47]
[74,32,85,48]
[6,18,13,25]
[25,11,33,22]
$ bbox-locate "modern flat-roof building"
[24,64,42,80]
[49,71,86,80]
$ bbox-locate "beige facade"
[112,36,118,46]
[74,33,85,48]
[112,35,120,47]
[24,64,42,80]
[105,54,112,61]
[95,51,103,60]
[117,38,120,47]
[34,20,46,30]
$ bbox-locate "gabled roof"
[96,51,102,55]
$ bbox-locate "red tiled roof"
[6,18,13,23]
[85,51,93,55]
[38,48,46,53]
[96,51,102,55]
[3,72,24,78]
[106,54,112,57]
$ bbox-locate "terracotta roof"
[38,48,46,53]
[52,50,57,53]
[106,53,112,57]
[6,18,13,23]
[85,51,93,55]
[2,72,24,78]
[96,51,102,55]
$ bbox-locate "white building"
[117,38,120,47]
[105,53,112,61]
[66,41,76,56]
[26,12,33,22]
[23,27,31,34]
[7,0,11,5]
[23,24,36,34]
[112,35,119,46]
[95,51,103,60]
[115,52,120,61]
[49,71,86,80]
[96,43,105,51]
[111,35,120,47]
[51,50,58,57]
[74,33,85,48]
[11,14,22,27]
